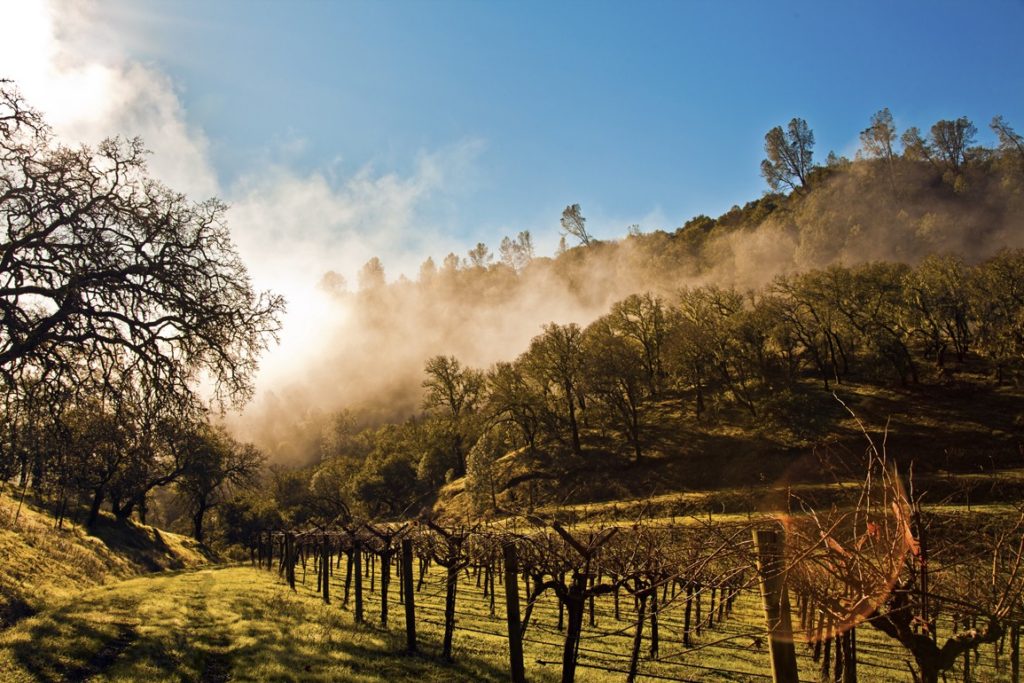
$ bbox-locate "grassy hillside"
[436,376,1024,520]
[0,492,212,629]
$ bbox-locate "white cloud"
[0,1,217,198]
[0,0,486,409]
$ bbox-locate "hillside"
[431,373,1024,522]
[237,144,1024,467]
[0,492,213,629]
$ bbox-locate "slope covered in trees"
[229,112,1024,529]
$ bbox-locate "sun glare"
[0,1,119,139]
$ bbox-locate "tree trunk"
[567,388,581,456]
[443,563,459,661]
[86,487,105,527]
[560,596,585,683]
[192,502,208,543]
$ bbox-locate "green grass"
[2,556,1014,682]
[0,565,520,682]
[0,491,211,628]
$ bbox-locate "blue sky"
[4,0,1023,413]
[96,0,1024,247]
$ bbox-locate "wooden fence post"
[752,528,799,683]
[402,539,417,653]
[503,542,526,683]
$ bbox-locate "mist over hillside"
[232,125,1024,465]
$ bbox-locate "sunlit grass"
[1,557,1013,682]
[0,492,209,628]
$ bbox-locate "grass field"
[0,492,211,630]
[0,556,1015,682]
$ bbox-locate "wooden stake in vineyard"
[503,541,526,683]
[752,528,799,683]
[401,538,417,654]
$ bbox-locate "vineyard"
[254,462,1024,683]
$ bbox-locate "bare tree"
[761,117,815,192]
[0,81,283,407]
[560,204,594,247]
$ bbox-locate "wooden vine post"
[401,537,417,653]
[353,537,364,623]
[503,541,526,683]
[753,528,799,683]
[285,532,296,591]
[321,534,331,604]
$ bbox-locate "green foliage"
[465,424,516,514]
[218,494,282,546]
[351,453,419,518]
[930,116,977,173]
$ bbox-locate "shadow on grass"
[9,568,518,683]
[231,590,516,681]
